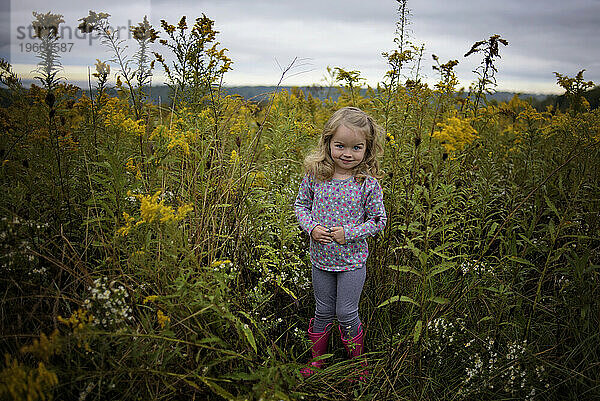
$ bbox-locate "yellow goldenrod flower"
[211,259,232,267]
[121,117,146,137]
[126,190,193,225]
[176,204,194,220]
[157,310,170,329]
[0,355,59,399]
[143,295,158,304]
[386,132,398,148]
[150,124,167,140]
[434,115,478,154]
[151,123,192,155]
[248,171,267,188]
[138,191,168,223]
[166,133,190,155]
[125,158,143,180]
[58,308,94,332]
[100,97,146,136]
[20,330,61,362]
[117,212,135,236]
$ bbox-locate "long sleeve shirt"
[294,174,387,272]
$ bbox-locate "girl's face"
[329,124,367,176]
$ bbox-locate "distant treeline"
[534,86,600,111]
[148,85,600,112]
[2,84,599,112]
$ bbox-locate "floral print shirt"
[294,174,387,271]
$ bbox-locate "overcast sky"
[3,0,599,94]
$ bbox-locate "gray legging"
[312,265,366,338]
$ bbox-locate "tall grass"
[1,6,599,401]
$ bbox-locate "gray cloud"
[7,0,599,93]
[409,0,600,91]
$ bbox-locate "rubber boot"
[300,318,333,378]
[339,323,369,382]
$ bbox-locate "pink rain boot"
[339,323,369,382]
[300,318,333,378]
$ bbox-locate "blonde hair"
[304,107,384,183]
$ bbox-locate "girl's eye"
[353,146,362,151]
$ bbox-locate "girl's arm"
[294,174,319,235]
[343,178,387,242]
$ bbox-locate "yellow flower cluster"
[118,191,194,234]
[149,109,218,156]
[541,110,600,144]
[386,132,398,148]
[294,120,318,137]
[434,115,478,153]
[118,191,193,235]
[248,171,266,188]
[143,295,159,304]
[501,125,520,153]
[151,124,190,155]
[58,132,79,151]
[20,330,61,363]
[271,90,301,114]
[120,117,146,137]
[58,308,94,332]
[498,94,530,117]
[138,191,193,224]
[226,98,256,137]
[157,310,170,329]
[117,211,135,236]
[516,106,549,128]
[211,259,232,267]
[125,158,143,180]
[0,354,58,401]
[101,97,145,136]
[57,308,94,352]
[167,125,193,154]
[496,96,553,153]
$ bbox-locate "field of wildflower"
[1,4,599,401]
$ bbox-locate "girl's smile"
[329,125,366,178]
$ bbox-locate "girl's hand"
[330,226,346,245]
[311,225,334,244]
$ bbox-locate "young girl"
[294,106,386,379]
